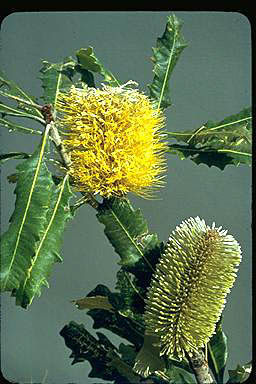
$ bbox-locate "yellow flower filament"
[57,84,167,198]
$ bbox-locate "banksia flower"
[56,82,166,198]
[144,216,242,361]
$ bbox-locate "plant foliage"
[0,129,73,308]
[0,12,251,384]
[208,320,228,384]
[0,70,44,122]
[96,197,160,270]
[0,70,45,135]
[167,107,252,169]
[227,361,252,383]
[148,14,187,109]
[76,47,120,87]
[40,58,75,108]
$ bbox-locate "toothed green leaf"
[60,321,140,383]
[14,174,73,308]
[167,107,252,169]
[76,47,120,87]
[0,128,52,295]
[0,152,30,164]
[96,197,155,269]
[167,365,196,384]
[40,57,75,109]
[0,117,42,135]
[0,70,44,123]
[71,295,114,311]
[86,284,144,348]
[0,103,44,125]
[0,127,73,308]
[148,14,187,109]
[227,361,252,383]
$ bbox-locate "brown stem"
[40,104,72,169]
[48,121,72,169]
[42,105,100,210]
[49,123,99,209]
[188,350,214,384]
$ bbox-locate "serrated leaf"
[0,126,52,294]
[227,361,252,383]
[76,47,120,87]
[167,107,252,169]
[114,270,139,308]
[0,102,44,124]
[124,235,163,291]
[40,57,75,110]
[0,70,44,122]
[73,64,96,88]
[14,174,73,308]
[96,197,153,269]
[0,126,73,307]
[207,320,228,384]
[60,321,138,383]
[71,295,114,311]
[0,117,42,135]
[148,14,187,109]
[0,152,30,165]
[112,270,145,323]
[86,284,144,348]
[60,321,119,381]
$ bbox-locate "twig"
[187,350,214,384]
[41,104,100,210]
[48,121,72,169]
[40,104,72,169]
[71,193,100,211]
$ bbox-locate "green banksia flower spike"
[144,216,242,361]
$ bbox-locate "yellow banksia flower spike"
[56,82,167,198]
[144,216,242,361]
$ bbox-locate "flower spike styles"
[56,83,167,198]
[144,217,242,360]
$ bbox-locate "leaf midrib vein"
[3,124,51,289]
[21,174,69,296]
[108,205,154,272]
[157,27,178,110]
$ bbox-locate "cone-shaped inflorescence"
[144,216,242,360]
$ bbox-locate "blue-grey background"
[0,11,251,383]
